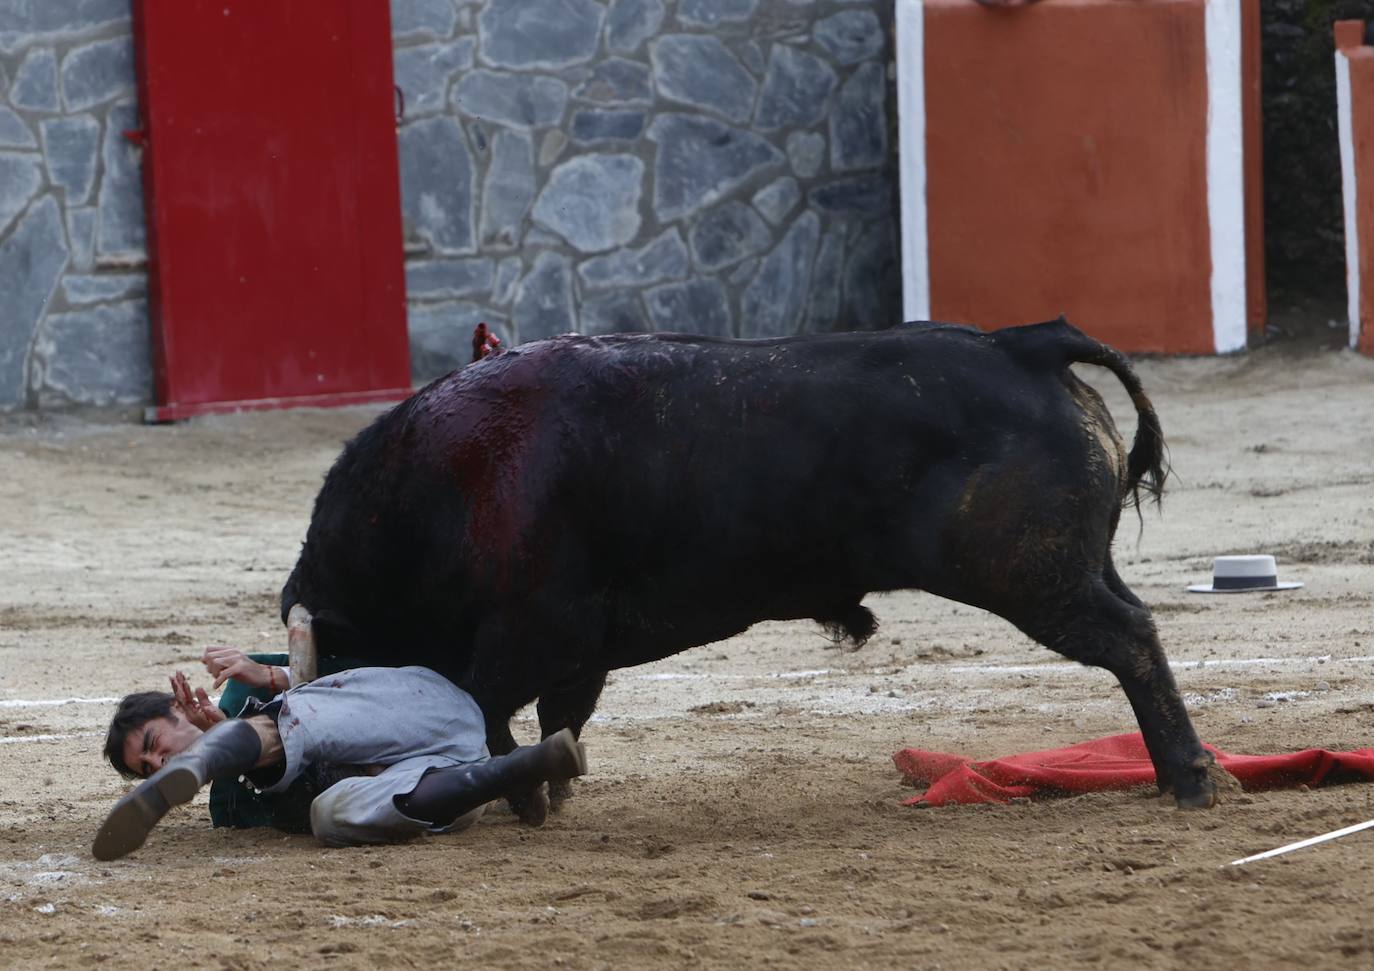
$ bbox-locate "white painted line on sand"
[625,655,1361,681]
[1173,653,1372,671]
[0,697,120,709]
[0,732,100,745]
[631,655,1371,682]
[635,669,832,682]
[948,655,1374,676]
[1,653,1365,720]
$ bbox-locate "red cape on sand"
[893,733,1374,806]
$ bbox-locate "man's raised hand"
[201,647,279,691]
[169,671,225,730]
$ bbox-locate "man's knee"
[309,777,392,847]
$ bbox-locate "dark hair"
[103,692,175,780]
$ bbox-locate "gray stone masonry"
[0,106,37,147]
[395,0,900,384]
[0,0,900,409]
[0,3,146,409]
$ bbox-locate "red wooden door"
[133,0,411,421]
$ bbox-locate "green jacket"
[208,653,358,828]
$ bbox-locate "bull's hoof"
[510,785,549,827]
[548,778,573,812]
[1173,783,1216,810]
[1171,754,1237,810]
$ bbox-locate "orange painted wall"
[1342,36,1374,356]
[922,0,1259,354]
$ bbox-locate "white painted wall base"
[1205,0,1249,354]
[1336,49,1361,350]
[895,0,929,323]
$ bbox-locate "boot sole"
[548,728,588,780]
[91,765,200,861]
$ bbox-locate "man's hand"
[201,647,279,691]
[169,671,225,730]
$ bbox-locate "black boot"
[397,728,587,827]
[93,719,262,861]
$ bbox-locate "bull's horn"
[286,604,317,686]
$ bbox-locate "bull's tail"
[992,316,1168,511]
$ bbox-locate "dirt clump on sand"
[1,346,1373,969]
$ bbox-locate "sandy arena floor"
[2,339,1373,969]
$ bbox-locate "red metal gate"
[133,0,411,421]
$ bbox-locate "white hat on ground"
[1187,554,1303,594]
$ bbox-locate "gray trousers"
[257,666,490,847]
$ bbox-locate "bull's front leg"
[478,709,550,826]
[467,603,603,824]
[536,671,608,811]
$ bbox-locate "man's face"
[122,710,203,778]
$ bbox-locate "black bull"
[281,319,1217,809]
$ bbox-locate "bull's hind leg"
[536,671,607,810]
[1103,556,1146,610]
[1018,580,1216,808]
[1096,558,1221,800]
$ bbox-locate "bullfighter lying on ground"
[93,650,586,860]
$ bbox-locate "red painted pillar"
[1335,20,1374,356]
[133,0,413,421]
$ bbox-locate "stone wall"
[9,1,1373,410]
[394,0,899,382]
[0,0,899,411]
[0,0,147,410]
